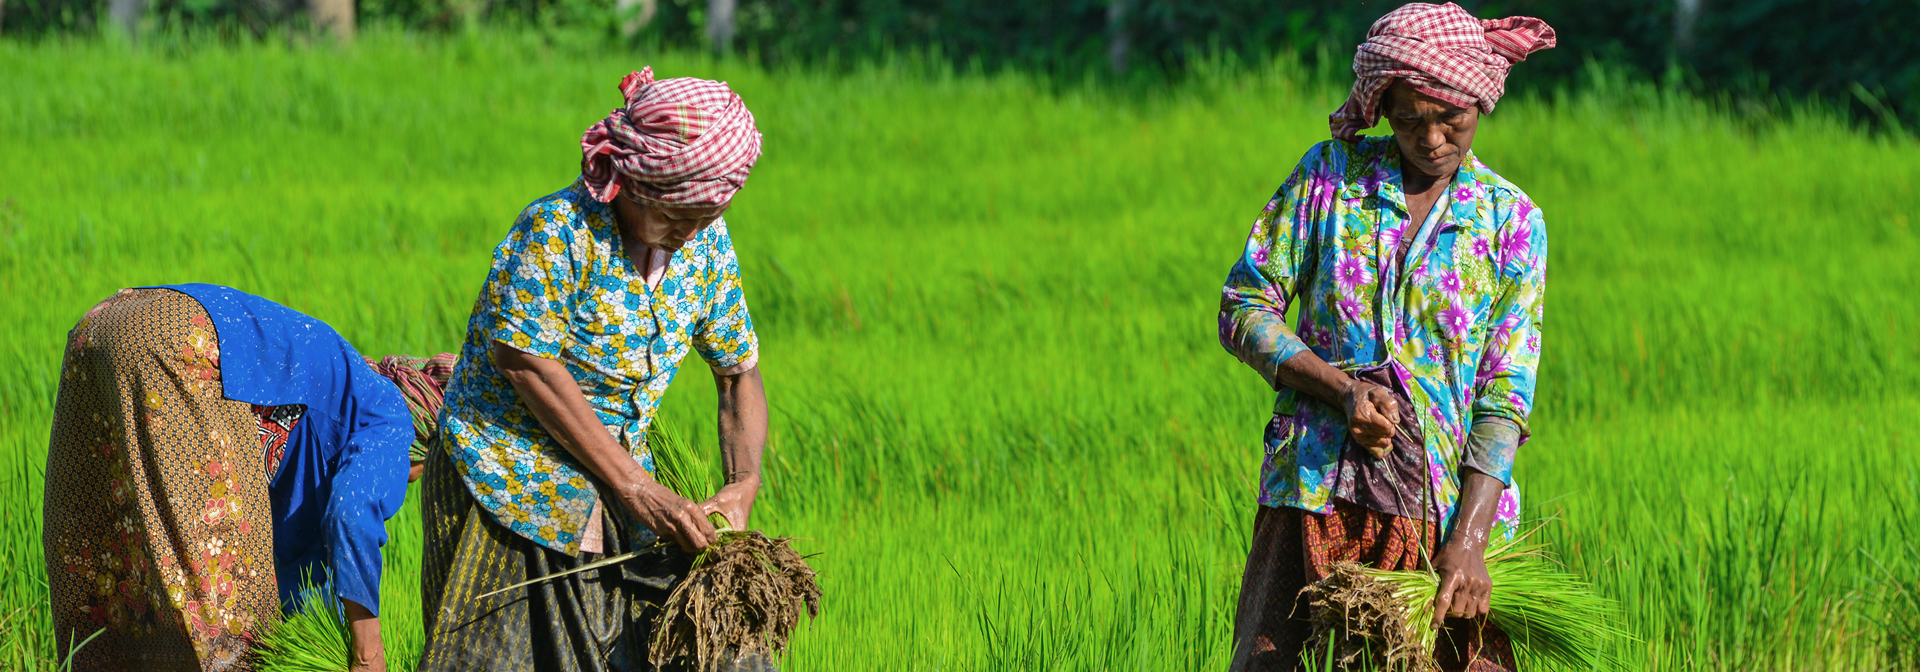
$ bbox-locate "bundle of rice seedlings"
[643,423,821,672]
[479,423,822,671]
[253,576,353,672]
[1303,529,1628,671]
[1303,561,1436,671]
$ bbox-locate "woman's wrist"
[614,468,659,500]
[725,470,761,486]
[1333,375,1366,412]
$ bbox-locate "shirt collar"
[1334,137,1404,207]
[1337,140,1485,220]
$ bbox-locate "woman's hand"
[1429,537,1492,626]
[1266,351,1396,457]
[1341,381,1399,457]
[493,342,721,550]
[344,599,386,672]
[1430,469,1507,627]
[616,476,718,553]
[702,473,761,531]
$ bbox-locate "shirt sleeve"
[1468,191,1548,484]
[1219,145,1330,389]
[486,202,584,359]
[324,361,413,616]
[691,219,760,375]
[1461,416,1522,484]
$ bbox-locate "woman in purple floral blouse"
[1221,4,1556,670]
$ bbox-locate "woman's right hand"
[614,477,718,553]
[1341,380,1399,457]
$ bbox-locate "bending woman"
[43,284,446,672]
[420,66,769,671]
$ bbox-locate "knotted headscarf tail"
[580,67,764,207]
[1330,2,1556,141]
[366,353,458,462]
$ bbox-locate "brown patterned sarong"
[1230,500,1515,672]
[42,288,280,671]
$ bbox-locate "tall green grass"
[0,31,1916,670]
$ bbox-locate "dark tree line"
[3,0,1914,124]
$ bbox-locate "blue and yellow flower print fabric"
[440,180,759,555]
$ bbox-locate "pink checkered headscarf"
[580,67,763,207]
[1329,3,1556,141]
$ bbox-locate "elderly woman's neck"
[1403,169,1452,196]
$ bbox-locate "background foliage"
[3,0,1917,125]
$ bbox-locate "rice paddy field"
[2,31,1918,671]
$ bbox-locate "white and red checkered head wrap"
[1329,3,1556,141]
[580,67,763,207]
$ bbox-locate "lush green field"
[2,32,1917,671]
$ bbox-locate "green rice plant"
[1306,530,1629,671]
[648,421,724,510]
[56,628,104,672]
[1866,475,1920,666]
[254,576,352,672]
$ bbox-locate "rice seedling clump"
[1302,532,1628,670]
[640,423,822,671]
[252,581,352,672]
[650,530,822,672]
[1301,561,1437,672]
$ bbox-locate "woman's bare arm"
[489,341,719,552]
[1429,469,1505,625]
[703,366,767,529]
[1271,349,1400,456]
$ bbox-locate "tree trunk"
[0,0,7,34]
[706,0,735,54]
[109,0,147,35]
[1107,0,1129,75]
[446,0,490,28]
[1674,0,1703,55]
[312,0,354,39]
[618,0,657,37]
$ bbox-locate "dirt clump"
[650,530,821,672]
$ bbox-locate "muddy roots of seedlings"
[1302,562,1438,672]
[650,531,822,672]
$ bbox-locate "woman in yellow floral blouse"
[417,67,771,672]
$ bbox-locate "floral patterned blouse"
[1218,137,1547,534]
[440,180,760,555]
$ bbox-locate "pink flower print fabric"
[1218,136,1547,536]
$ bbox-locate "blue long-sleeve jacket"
[157,283,411,616]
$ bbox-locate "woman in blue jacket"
[43,284,433,672]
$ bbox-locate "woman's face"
[612,182,728,254]
[1383,81,1480,182]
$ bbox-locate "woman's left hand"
[701,473,760,531]
[1429,537,1492,626]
